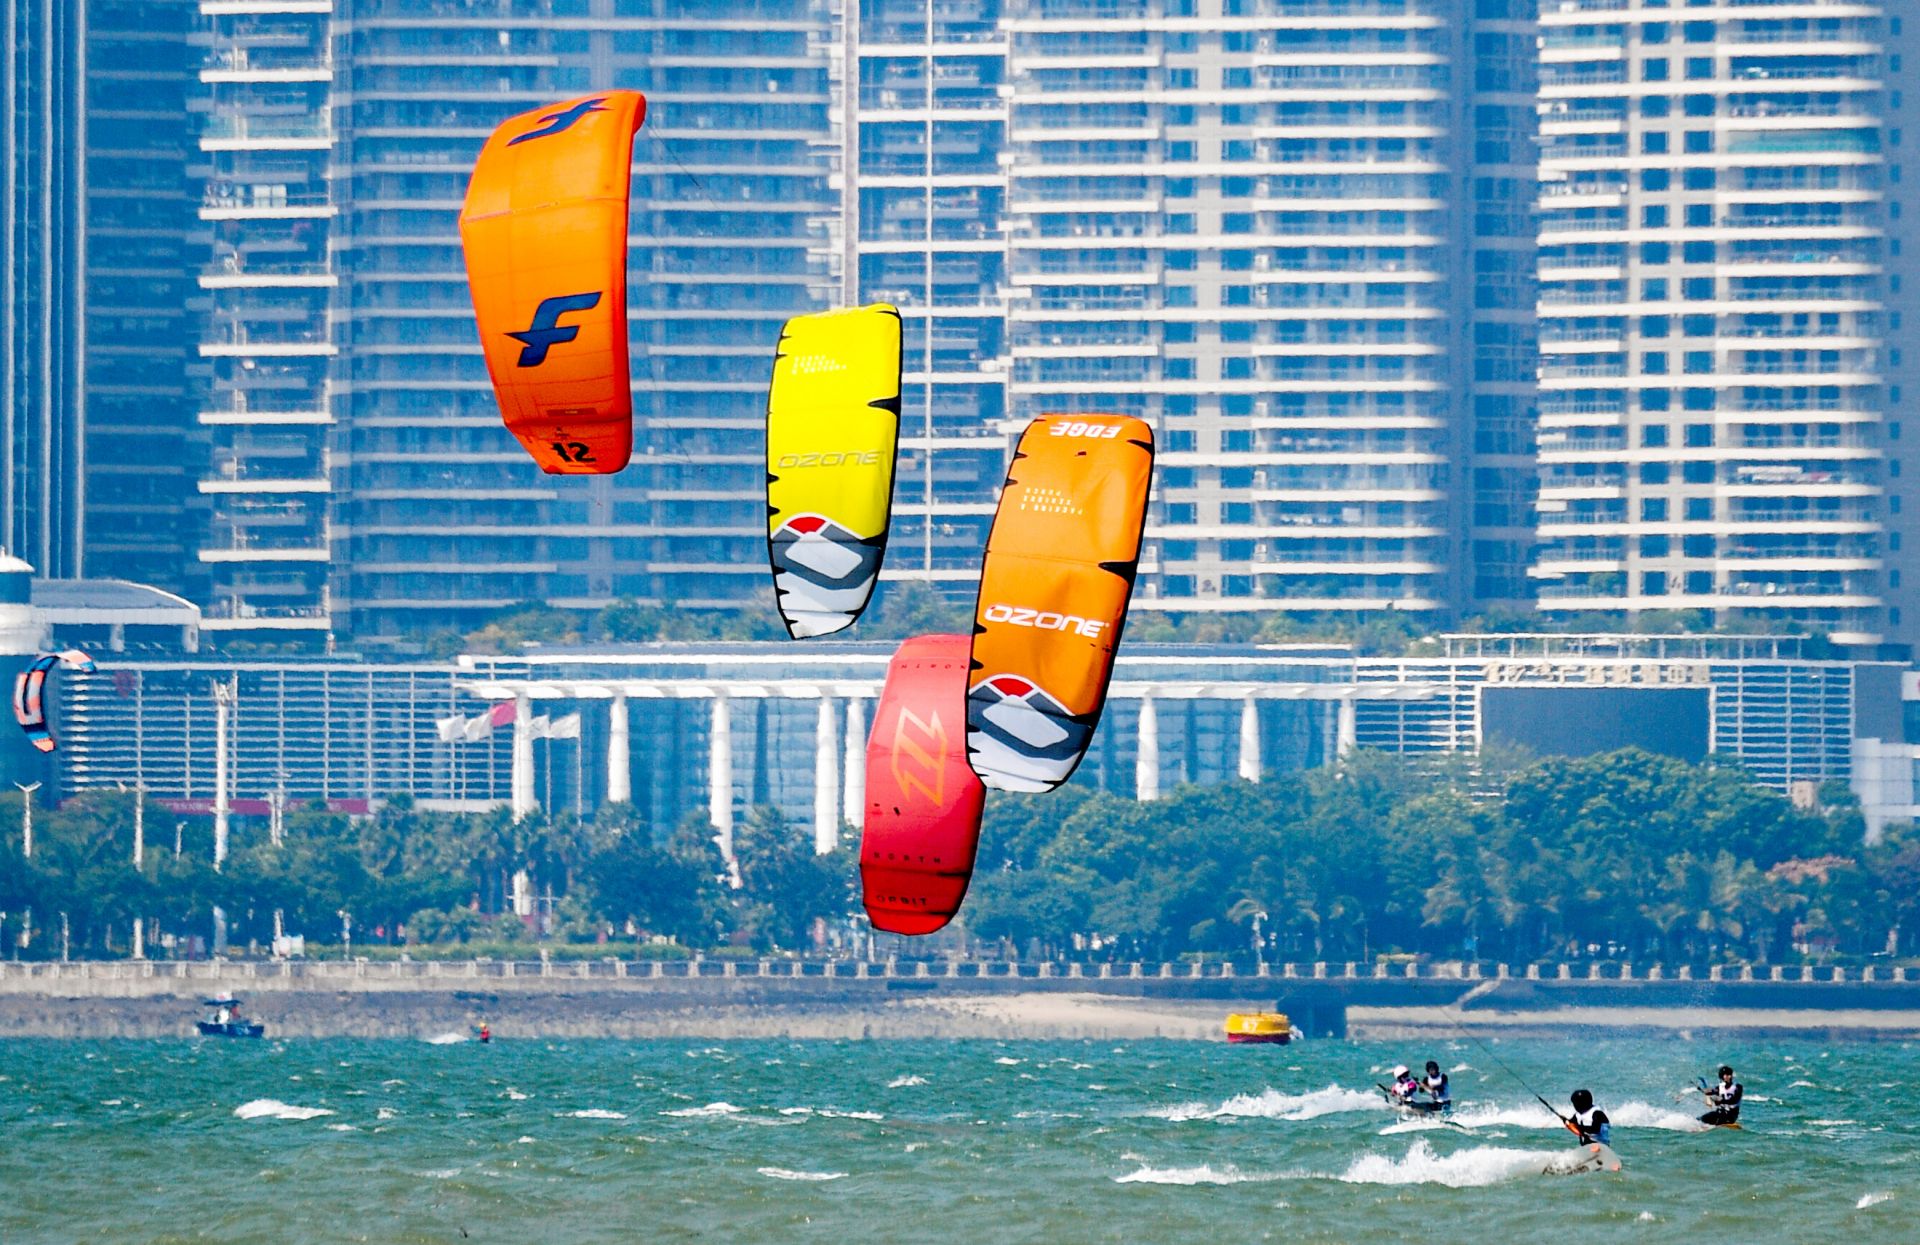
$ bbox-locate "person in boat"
[1422,1060,1451,1108]
[1388,1065,1420,1103]
[1569,1088,1610,1146]
[1699,1065,1742,1126]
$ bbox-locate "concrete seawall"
[2,959,1918,1040]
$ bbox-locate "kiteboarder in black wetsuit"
[1569,1088,1611,1145]
[1422,1061,1451,1109]
[1700,1065,1742,1126]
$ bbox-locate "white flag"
[546,712,581,740]
[435,715,465,743]
[526,715,553,739]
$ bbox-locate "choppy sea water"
[1,1036,1914,1244]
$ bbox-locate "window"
[1642,424,1669,447]
[1641,462,1671,483]
[1641,96,1671,118]
[1643,168,1671,191]
[1643,205,1668,228]
[1684,130,1714,154]
[1686,571,1713,594]
[1684,167,1716,190]
[1643,571,1668,595]
[1684,535,1714,557]
[1685,57,1713,79]
[1644,351,1669,374]
[1643,131,1670,155]
[1683,277,1714,299]
[1643,498,1669,520]
[1685,498,1713,520]
[1684,424,1713,447]
[1641,534,1670,557]
[1683,461,1715,483]
[1685,350,1714,374]
[1685,94,1715,117]
[1642,241,1671,263]
[1642,315,1670,337]
[1644,58,1669,81]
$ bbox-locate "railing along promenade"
[0,958,1913,987]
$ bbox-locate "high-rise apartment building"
[4,0,197,589]
[193,0,337,637]
[999,2,1463,617]
[850,1,1009,589]
[85,0,199,593]
[2,0,84,578]
[1533,0,1889,644]
[318,0,835,646]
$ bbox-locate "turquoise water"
[0,1036,1913,1244]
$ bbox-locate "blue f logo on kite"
[508,97,608,146]
[507,292,602,366]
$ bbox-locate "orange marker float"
[860,634,986,935]
[460,92,647,474]
[967,415,1154,792]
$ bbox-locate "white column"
[132,785,144,868]
[606,693,631,805]
[510,691,536,821]
[1238,695,1262,783]
[842,696,867,828]
[213,680,232,869]
[132,916,144,961]
[1336,698,1358,758]
[813,696,839,854]
[708,694,739,886]
[1135,695,1160,802]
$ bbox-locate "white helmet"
[1392,1065,1410,1078]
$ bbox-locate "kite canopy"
[966,415,1154,792]
[460,91,647,475]
[765,304,903,638]
[12,648,96,754]
[860,634,985,935]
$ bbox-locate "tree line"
[1,747,1915,965]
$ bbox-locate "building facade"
[12,1,1920,649]
[1532,0,1891,643]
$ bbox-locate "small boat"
[197,997,265,1039]
[1224,1012,1291,1044]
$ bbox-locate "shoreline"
[2,983,1919,1040]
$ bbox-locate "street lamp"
[337,909,352,960]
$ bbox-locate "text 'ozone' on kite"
[967,415,1154,793]
[13,649,96,754]
[460,91,647,475]
[765,304,903,638]
[860,634,986,935]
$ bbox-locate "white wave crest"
[887,1075,927,1088]
[234,1099,335,1122]
[1153,1084,1382,1123]
[993,1057,1022,1066]
[560,1108,628,1120]
[1858,1192,1893,1210]
[423,1032,467,1046]
[1442,1099,1705,1133]
[1338,1138,1570,1188]
[1115,1164,1268,1186]
[759,1167,847,1182]
[662,1102,743,1118]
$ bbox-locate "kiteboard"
[1544,1143,1621,1175]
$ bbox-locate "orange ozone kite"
[860,634,986,935]
[460,92,646,474]
[967,415,1154,793]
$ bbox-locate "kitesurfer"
[1422,1060,1451,1108]
[1389,1065,1420,1103]
[478,1022,491,1044]
[1568,1088,1610,1145]
[1699,1065,1742,1126]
